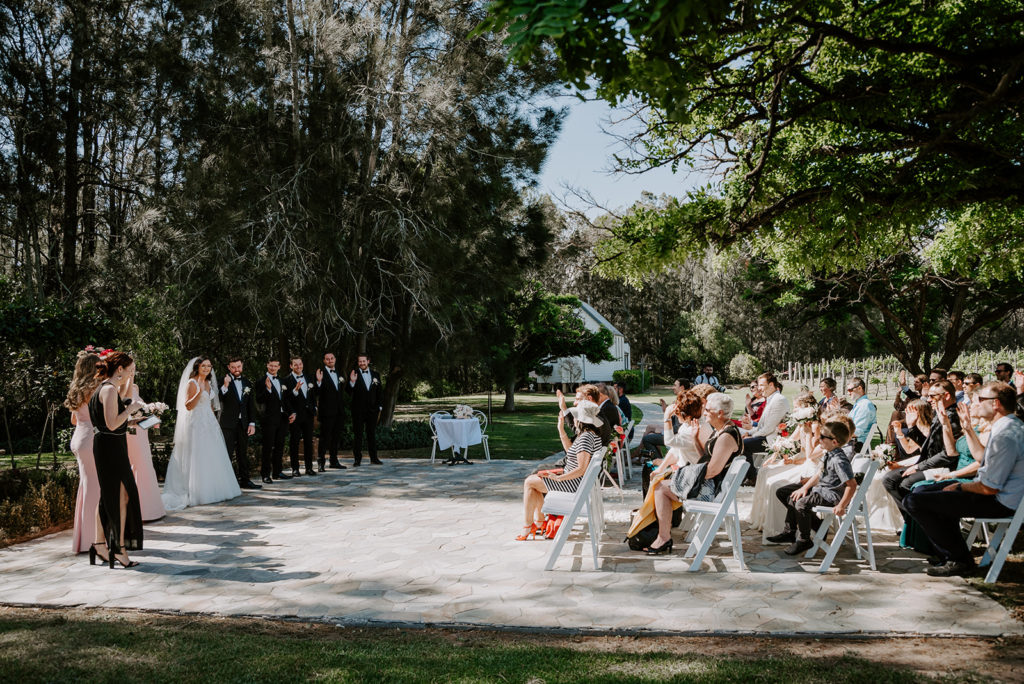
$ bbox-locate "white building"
[533,301,630,385]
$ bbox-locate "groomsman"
[219,357,261,490]
[255,358,291,483]
[315,352,347,470]
[283,356,318,476]
[347,353,383,466]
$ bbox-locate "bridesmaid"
[65,349,103,554]
[126,378,166,521]
[88,350,146,568]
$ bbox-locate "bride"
[162,357,241,511]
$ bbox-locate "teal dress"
[900,434,978,553]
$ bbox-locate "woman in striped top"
[518,399,604,540]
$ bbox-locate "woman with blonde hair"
[65,349,103,554]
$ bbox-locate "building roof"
[579,301,623,337]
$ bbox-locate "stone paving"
[0,402,1020,636]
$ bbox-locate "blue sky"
[536,95,709,217]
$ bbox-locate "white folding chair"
[621,420,635,479]
[858,423,877,457]
[681,457,750,572]
[805,460,878,572]
[543,448,607,571]
[428,411,452,464]
[471,410,491,461]
[965,501,1024,583]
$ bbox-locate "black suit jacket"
[255,374,286,422]
[598,399,621,446]
[317,366,345,418]
[618,395,633,422]
[218,376,257,430]
[282,373,317,422]
[346,369,382,416]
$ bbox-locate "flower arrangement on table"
[786,406,818,432]
[453,404,474,420]
[871,443,897,467]
[766,435,799,465]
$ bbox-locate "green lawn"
[0,607,946,683]
[0,451,75,472]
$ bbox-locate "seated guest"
[519,400,604,540]
[963,373,983,405]
[694,364,723,392]
[845,378,877,452]
[594,382,622,442]
[658,390,705,467]
[891,398,931,459]
[887,372,927,444]
[948,371,967,405]
[641,392,742,555]
[739,373,791,483]
[768,421,857,555]
[744,381,765,425]
[642,379,688,457]
[614,381,633,441]
[904,381,1024,576]
[818,378,839,415]
[750,392,824,539]
[884,380,963,518]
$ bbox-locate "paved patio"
[1,404,1020,636]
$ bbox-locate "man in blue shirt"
[846,378,876,451]
[904,382,1024,577]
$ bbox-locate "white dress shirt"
[267,373,281,398]
[292,374,307,396]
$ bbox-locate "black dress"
[88,381,143,554]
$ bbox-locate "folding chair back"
[805,459,878,572]
[543,447,607,571]
[681,457,750,572]
[967,499,1024,583]
[429,411,451,464]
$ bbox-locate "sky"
[536,94,709,218]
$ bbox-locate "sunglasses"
[977,395,1000,403]
[820,433,836,441]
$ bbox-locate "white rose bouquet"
[871,443,896,466]
[144,402,170,415]
[768,436,799,464]
[786,406,817,432]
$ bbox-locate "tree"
[486,282,613,412]
[482,0,1024,366]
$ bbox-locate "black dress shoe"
[766,531,796,544]
[317,461,326,472]
[239,480,262,490]
[292,469,302,477]
[784,540,815,556]
[370,458,383,465]
[274,472,293,480]
[926,555,945,566]
[306,469,318,476]
[262,477,273,484]
[329,461,347,469]
[352,460,362,467]
[926,560,976,577]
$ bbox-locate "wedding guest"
[888,372,927,445]
[125,379,166,521]
[283,356,318,475]
[657,390,704,467]
[929,368,948,383]
[884,380,963,517]
[694,364,723,392]
[642,392,742,554]
[769,421,857,555]
[219,357,261,488]
[255,358,290,483]
[594,382,621,446]
[904,382,1024,576]
[88,351,145,568]
[614,381,634,441]
[891,398,933,460]
[315,352,347,470]
[994,362,1015,389]
[739,373,791,483]
[66,349,103,554]
[642,379,687,457]
[518,400,603,540]
[845,377,877,451]
[347,353,382,466]
[963,373,984,405]
[818,378,839,415]
[744,381,766,425]
[948,371,967,404]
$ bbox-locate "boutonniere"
[372,378,380,386]
[243,386,251,396]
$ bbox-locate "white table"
[434,417,483,464]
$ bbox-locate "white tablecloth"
[435,418,482,454]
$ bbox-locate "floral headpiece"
[83,344,114,359]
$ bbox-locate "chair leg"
[983,519,1023,583]
[850,517,863,560]
[730,513,746,570]
[805,513,832,559]
[687,511,729,572]
[430,438,437,464]
[862,513,876,571]
[483,436,490,461]
[966,521,982,548]
[980,524,1008,567]
[817,513,856,574]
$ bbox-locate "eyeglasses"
[927,392,945,399]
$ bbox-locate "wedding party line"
[65,347,383,568]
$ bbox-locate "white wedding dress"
[162,373,241,511]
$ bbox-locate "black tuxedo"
[219,375,257,482]
[316,366,346,468]
[255,373,288,478]
[346,368,382,465]
[283,372,317,473]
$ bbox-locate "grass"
[0,607,954,683]
[0,451,76,472]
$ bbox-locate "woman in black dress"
[88,351,145,568]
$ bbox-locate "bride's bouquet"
[143,402,170,415]
[453,404,474,420]
[769,436,799,463]
[871,443,896,466]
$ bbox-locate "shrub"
[728,352,764,383]
[337,419,432,450]
[612,369,650,393]
[0,467,79,546]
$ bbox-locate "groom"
[219,357,261,489]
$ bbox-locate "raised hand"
[223,373,231,388]
[956,401,971,425]
[265,376,272,391]
[898,369,907,387]
[350,369,358,384]
[556,389,566,411]
[316,368,323,383]
[1015,370,1024,391]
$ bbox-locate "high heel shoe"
[112,553,139,569]
[645,539,673,555]
[516,523,540,541]
[88,543,109,566]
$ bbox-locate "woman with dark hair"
[517,400,603,540]
[88,350,146,567]
[818,378,839,414]
[66,349,103,554]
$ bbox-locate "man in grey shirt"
[904,382,1024,577]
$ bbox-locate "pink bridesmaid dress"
[126,387,166,521]
[70,403,100,553]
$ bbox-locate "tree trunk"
[503,379,516,412]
